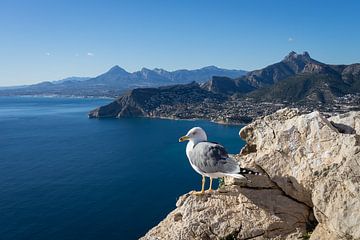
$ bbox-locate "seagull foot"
[191,190,205,195]
[205,189,213,194]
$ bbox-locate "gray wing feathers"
[189,142,240,174]
[217,158,240,173]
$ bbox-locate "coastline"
[0,94,115,100]
[147,115,248,126]
[89,114,249,126]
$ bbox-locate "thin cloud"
[45,52,51,56]
[75,53,80,57]
[87,52,94,56]
[288,37,294,42]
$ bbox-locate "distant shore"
[0,94,114,100]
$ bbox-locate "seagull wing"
[189,142,240,174]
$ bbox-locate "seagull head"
[179,127,207,143]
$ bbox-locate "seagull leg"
[192,176,205,195]
[206,177,213,193]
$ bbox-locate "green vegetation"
[302,231,313,240]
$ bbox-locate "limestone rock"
[240,108,360,239]
[328,111,360,134]
[310,224,339,240]
[239,108,359,207]
[141,185,310,240]
[312,152,360,239]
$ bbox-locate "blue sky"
[0,0,359,86]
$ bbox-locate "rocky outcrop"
[141,109,360,240]
[239,108,360,239]
[141,186,310,240]
[328,111,360,134]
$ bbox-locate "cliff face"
[141,109,360,240]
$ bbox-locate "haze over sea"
[0,97,245,240]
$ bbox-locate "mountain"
[89,82,225,118]
[342,63,360,88]
[201,76,256,94]
[248,73,349,104]
[0,66,247,97]
[80,65,247,89]
[51,77,91,84]
[242,51,337,88]
[202,51,360,103]
[0,77,91,90]
[245,58,360,105]
[169,66,247,83]
[89,51,360,123]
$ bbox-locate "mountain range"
[205,51,360,102]
[0,66,246,97]
[89,51,360,123]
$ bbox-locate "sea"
[0,96,245,240]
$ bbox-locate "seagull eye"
[192,131,197,135]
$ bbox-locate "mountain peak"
[107,65,129,75]
[153,68,169,74]
[202,65,220,70]
[284,51,311,62]
[141,67,152,72]
[302,51,310,58]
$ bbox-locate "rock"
[141,109,360,240]
[239,108,359,207]
[225,154,277,189]
[141,150,311,240]
[312,152,360,239]
[310,224,339,240]
[240,108,360,239]
[141,185,310,240]
[328,111,360,134]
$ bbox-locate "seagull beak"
[179,135,190,142]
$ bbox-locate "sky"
[0,0,360,86]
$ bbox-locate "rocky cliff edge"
[141,108,360,240]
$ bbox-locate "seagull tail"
[237,167,262,176]
[225,168,261,180]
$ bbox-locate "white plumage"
[179,127,260,194]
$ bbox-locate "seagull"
[179,127,261,195]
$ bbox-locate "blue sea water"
[0,97,245,240]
